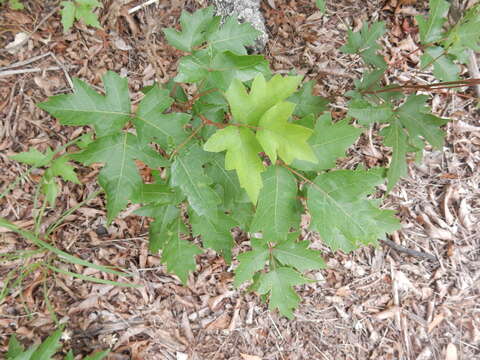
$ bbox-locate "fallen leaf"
[240,354,263,360]
[445,343,458,360]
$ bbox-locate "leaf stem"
[170,123,205,158]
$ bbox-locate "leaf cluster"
[13,6,460,318]
[60,0,102,32]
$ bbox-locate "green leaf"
[226,74,303,126]
[84,350,110,360]
[75,0,102,28]
[316,0,326,13]
[175,50,270,91]
[145,205,179,253]
[131,183,177,205]
[257,267,311,319]
[206,16,260,55]
[250,166,300,240]
[72,133,167,222]
[41,170,59,206]
[204,153,243,208]
[50,156,80,184]
[161,217,202,284]
[191,211,236,263]
[60,1,75,31]
[234,238,269,286]
[292,113,362,171]
[341,21,387,68]
[256,102,316,164]
[307,168,401,252]
[444,7,480,63]
[7,335,24,358]
[9,148,53,167]
[204,126,265,204]
[171,145,220,217]
[66,350,75,360]
[163,6,219,52]
[348,99,395,125]
[38,71,131,138]
[132,84,190,148]
[288,80,329,117]
[396,94,448,149]
[34,328,62,360]
[272,240,325,272]
[381,119,409,190]
[416,0,450,44]
[420,46,460,81]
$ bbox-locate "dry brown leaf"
[205,312,231,331]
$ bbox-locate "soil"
[1,0,479,359]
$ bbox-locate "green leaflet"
[316,0,326,13]
[133,84,190,148]
[206,16,261,55]
[250,166,301,240]
[163,6,219,52]
[341,21,387,68]
[234,238,269,287]
[175,50,270,90]
[38,71,131,138]
[60,0,102,32]
[72,133,168,222]
[381,119,409,191]
[225,74,303,126]
[204,126,265,204]
[288,80,329,118]
[307,168,401,252]
[420,46,460,82]
[292,113,362,171]
[347,99,395,125]
[161,216,203,284]
[416,0,450,44]
[256,102,317,165]
[256,267,312,319]
[272,240,325,272]
[191,211,237,263]
[171,145,221,218]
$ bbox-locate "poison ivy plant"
[21,6,464,319]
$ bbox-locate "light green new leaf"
[204,126,265,204]
[206,16,260,55]
[75,0,102,28]
[171,145,221,217]
[316,0,326,13]
[348,99,395,125]
[50,156,80,184]
[250,166,300,240]
[226,74,303,126]
[60,1,75,31]
[272,240,325,272]
[38,71,131,138]
[381,119,409,190]
[256,102,316,164]
[257,267,311,319]
[397,94,448,149]
[191,211,237,263]
[163,6,219,52]
[307,168,401,252]
[234,238,269,286]
[292,113,362,171]
[416,0,450,44]
[133,85,190,148]
[420,46,460,82]
[444,7,480,63]
[288,80,329,117]
[72,133,168,222]
[162,216,202,284]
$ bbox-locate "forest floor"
[1,0,480,359]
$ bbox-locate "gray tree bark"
[210,0,268,52]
